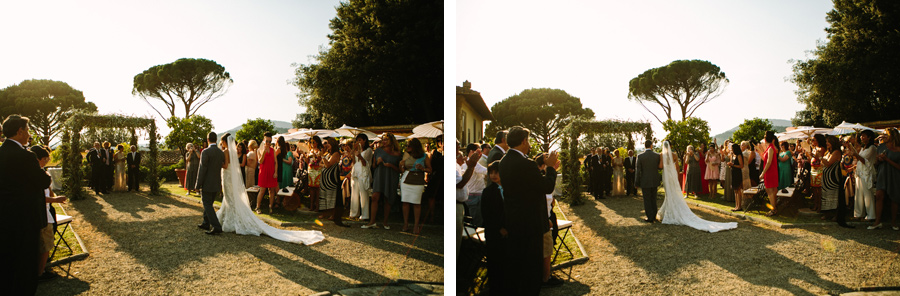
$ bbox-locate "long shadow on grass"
[69,190,404,291]
[35,273,90,295]
[570,193,849,295]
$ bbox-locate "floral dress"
[308,151,323,188]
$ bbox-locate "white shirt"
[44,189,53,224]
[8,138,24,149]
[461,163,488,196]
[456,163,467,202]
[352,148,374,178]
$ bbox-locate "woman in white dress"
[113,145,127,191]
[612,150,625,196]
[658,141,738,233]
[216,133,324,245]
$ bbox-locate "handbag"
[404,170,426,185]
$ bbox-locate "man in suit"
[591,148,603,198]
[583,152,593,196]
[500,126,560,294]
[602,147,613,196]
[0,115,52,294]
[635,140,663,222]
[485,130,508,186]
[103,141,114,192]
[196,132,225,235]
[624,149,637,196]
[86,142,106,194]
[126,145,142,192]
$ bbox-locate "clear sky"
[457,0,834,139]
[0,0,342,136]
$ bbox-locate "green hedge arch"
[559,119,652,206]
[61,113,159,199]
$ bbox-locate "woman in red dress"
[256,133,278,213]
[759,131,780,216]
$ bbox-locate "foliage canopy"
[486,88,594,152]
[732,117,774,143]
[662,117,711,155]
[132,58,232,121]
[236,118,276,143]
[165,115,214,157]
[791,0,900,127]
[628,60,729,125]
[293,0,443,128]
[0,79,97,147]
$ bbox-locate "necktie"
[499,185,505,201]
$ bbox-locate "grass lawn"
[551,204,586,265]
[159,182,321,224]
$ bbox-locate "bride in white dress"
[658,141,737,233]
[217,134,325,245]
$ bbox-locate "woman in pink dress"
[759,131,780,216]
[256,133,278,213]
[705,143,721,199]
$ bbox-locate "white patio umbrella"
[777,126,832,141]
[412,120,443,138]
[829,121,878,135]
[335,124,378,139]
[292,129,340,141]
[373,133,407,141]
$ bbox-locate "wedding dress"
[658,141,737,233]
[216,135,324,245]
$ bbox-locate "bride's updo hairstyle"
[221,133,232,147]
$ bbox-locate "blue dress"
[373,148,401,204]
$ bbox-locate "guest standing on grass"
[319,137,348,227]
[871,128,900,230]
[0,115,52,294]
[243,140,258,188]
[423,135,443,224]
[759,131,780,217]
[363,133,402,230]
[705,143,721,199]
[350,134,373,221]
[256,133,278,213]
[698,143,709,196]
[31,145,66,281]
[480,161,507,295]
[821,135,854,228]
[684,145,702,197]
[307,136,324,212]
[499,126,560,294]
[778,142,793,191]
[113,145,127,192]
[740,141,752,190]
[185,143,201,195]
[276,136,294,193]
[464,143,488,227]
[400,138,431,234]
[237,142,247,186]
[127,145,141,192]
[808,134,827,212]
[848,130,877,221]
[624,150,637,196]
[87,142,107,195]
[727,143,745,211]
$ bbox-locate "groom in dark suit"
[196,132,224,235]
[87,142,107,194]
[624,149,637,196]
[499,126,559,294]
[0,115,52,294]
[126,145,142,192]
[635,140,662,223]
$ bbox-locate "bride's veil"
[223,134,252,210]
[658,141,681,220]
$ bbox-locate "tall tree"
[236,118,277,143]
[132,58,233,121]
[486,88,594,152]
[164,115,214,157]
[790,0,900,126]
[628,59,729,125]
[663,117,711,155]
[0,79,97,146]
[732,117,774,143]
[293,0,442,128]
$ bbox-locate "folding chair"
[51,214,74,260]
[551,219,574,265]
[460,217,488,294]
[744,183,770,215]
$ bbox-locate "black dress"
[731,154,743,189]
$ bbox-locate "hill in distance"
[221,120,293,136]
[713,119,792,143]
